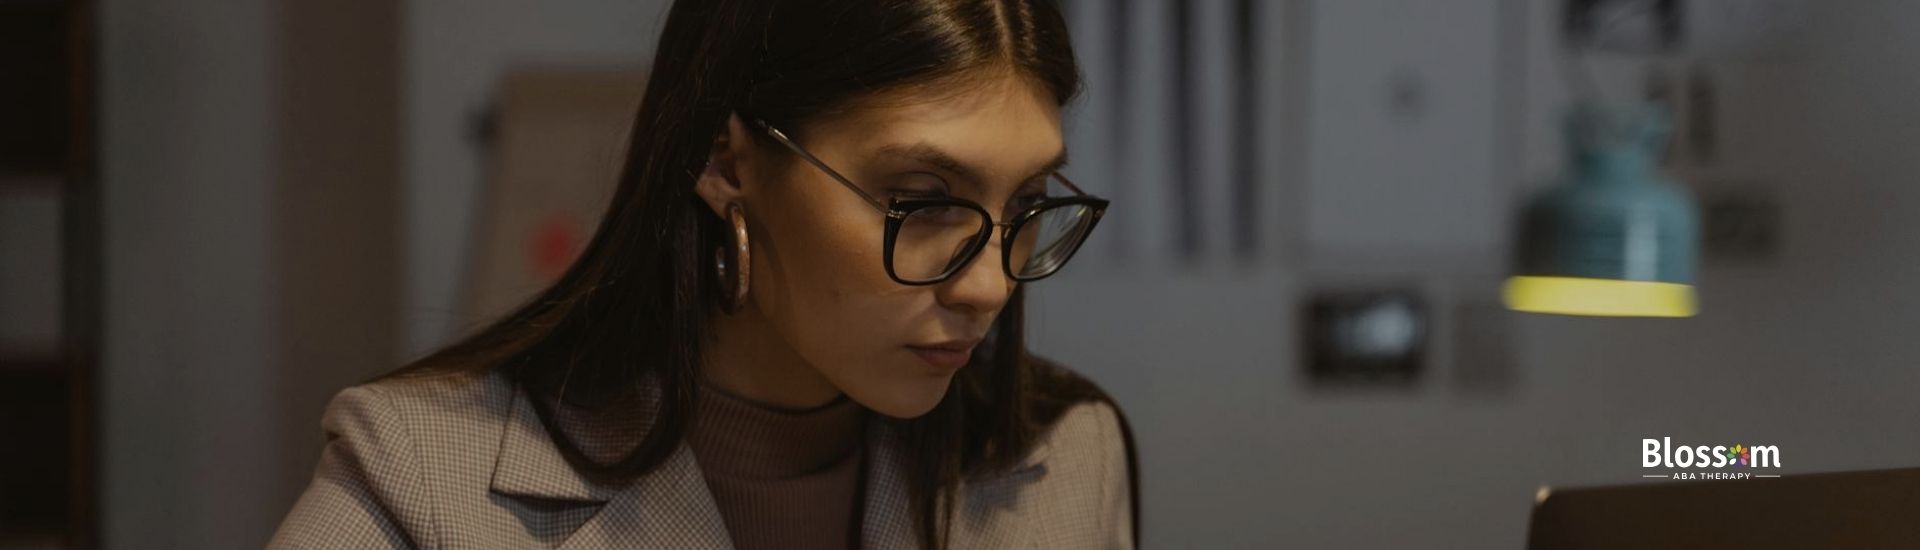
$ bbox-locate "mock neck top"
[685,379,868,550]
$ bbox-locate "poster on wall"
[462,67,648,324]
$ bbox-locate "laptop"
[1528,467,1920,549]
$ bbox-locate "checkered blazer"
[269,368,1135,549]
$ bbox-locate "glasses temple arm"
[755,121,893,214]
[1052,172,1090,196]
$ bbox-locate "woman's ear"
[693,112,753,219]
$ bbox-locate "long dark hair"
[395,0,1136,547]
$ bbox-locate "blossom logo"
[1641,437,1782,480]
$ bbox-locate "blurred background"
[2,0,1915,548]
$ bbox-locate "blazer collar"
[489,384,625,502]
[491,383,736,548]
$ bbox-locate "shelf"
[0,173,63,192]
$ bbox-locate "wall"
[99,1,669,546]
[101,0,277,546]
[1030,0,1920,547]
[401,0,669,357]
[100,0,399,547]
[272,0,401,538]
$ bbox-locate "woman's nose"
[934,230,1015,315]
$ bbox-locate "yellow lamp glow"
[1502,276,1697,318]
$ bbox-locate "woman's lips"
[907,343,976,370]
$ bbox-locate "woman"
[272,0,1135,548]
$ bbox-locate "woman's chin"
[849,377,955,419]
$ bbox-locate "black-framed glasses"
[749,118,1108,286]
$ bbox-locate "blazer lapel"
[554,444,734,550]
[490,386,734,549]
[489,388,621,502]
[862,417,1051,549]
[860,418,917,549]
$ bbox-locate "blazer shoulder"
[1019,397,1137,548]
[1041,399,1128,468]
[313,368,520,486]
[1025,357,1129,464]
[325,368,516,430]
[279,370,513,549]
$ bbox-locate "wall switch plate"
[1302,288,1429,386]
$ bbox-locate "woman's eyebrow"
[873,141,1069,186]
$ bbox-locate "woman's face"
[712,74,1066,418]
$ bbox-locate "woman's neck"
[701,305,844,410]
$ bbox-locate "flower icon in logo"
[1728,445,1748,467]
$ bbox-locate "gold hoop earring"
[716,202,750,312]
